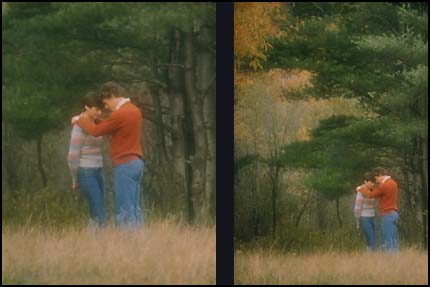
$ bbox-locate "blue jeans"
[360,217,376,251]
[114,159,144,228]
[77,167,107,227]
[381,210,399,251]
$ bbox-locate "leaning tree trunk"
[184,25,207,222]
[36,136,47,188]
[196,23,216,221]
[316,195,327,232]
[286,193,312,250]
[336,198,343,228]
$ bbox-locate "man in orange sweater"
[76,81,144,228]
[357,167,399,251]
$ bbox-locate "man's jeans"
[77,167,107,228]
[360,217,376,251]
[381,210,399,251]
[114,159,144,228]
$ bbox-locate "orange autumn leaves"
[234,3,313,151]
[234,2,289,99]
[234,3,361,155]
[234,2,286,71]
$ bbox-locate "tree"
[234,2,285,71]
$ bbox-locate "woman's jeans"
[77,167,107,228]
[381,210,399,251]
[360,216,377,251]
[114,159,144,228]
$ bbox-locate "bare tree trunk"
[196,24,216,221]
[204,88,216,220]
[401,167,414,211]
[3,122,21,190]
[167,27,194,222]
[409,139,422,222]
[270,165,280,238]
[150,86,170,165]
[36,136,47,188]
[252,136,260,236]
[418,70,427,249]
[419,136,428,249]
[184,25,207,222]
[251,162,259,236]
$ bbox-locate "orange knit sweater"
[76,102,143,166]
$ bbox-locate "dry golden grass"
[235,247,428,285]
[2,220,215,285]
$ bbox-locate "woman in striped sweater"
[354,172,377,251]
[68,94,106,228]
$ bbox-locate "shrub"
[2,187,88,227]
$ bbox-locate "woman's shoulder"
[72,124,98,140]
[71,124,84,135]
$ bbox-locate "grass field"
[235,247,428,285]
[2,220,215,285]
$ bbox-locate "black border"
[216,2,234,285]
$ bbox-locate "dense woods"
[2,3,216,226]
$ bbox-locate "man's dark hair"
[99,81,125,100]
[372,167,388,178]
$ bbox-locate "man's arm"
[357,184,384,198]
[76,113,120,137]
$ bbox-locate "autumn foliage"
[234,2,286,71]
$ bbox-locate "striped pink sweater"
[67,122,103,183]
[354,186,376,218]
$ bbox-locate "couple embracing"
[354,167,399,252]
[67,81,144,229]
